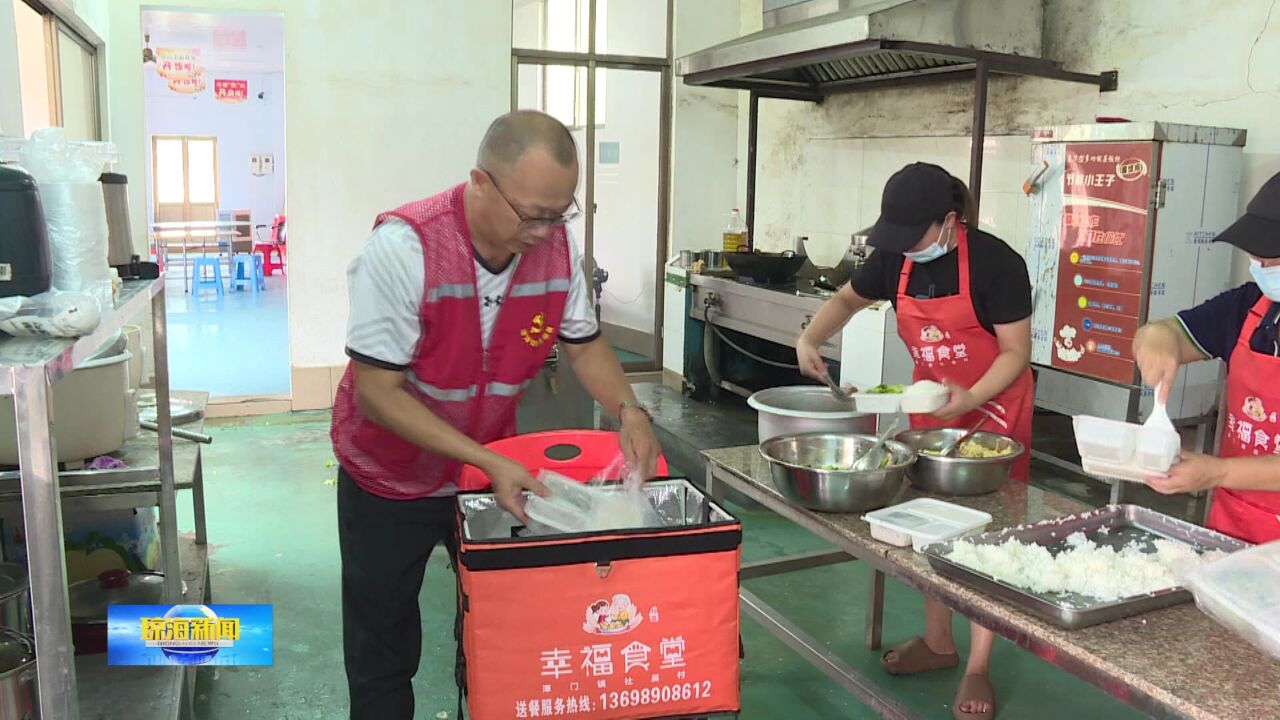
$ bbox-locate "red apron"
[894,226,1035,482]
[1207,296,1280,543]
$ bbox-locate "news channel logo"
[107,604,273,666]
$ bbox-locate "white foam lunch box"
[864,498,993,552]
[1073,415,1180,482]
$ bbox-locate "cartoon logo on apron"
[1226,394,1280,455]
[920,325,946,344]
[521,312,556,347]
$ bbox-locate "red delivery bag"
[455,478,742,720]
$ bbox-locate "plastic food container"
[1073,415,1179,481]
[864,498,993,552]
[524,495,589,534]
[1184,541,1280,659]
[852,392,902,414]
[899,385,948,414]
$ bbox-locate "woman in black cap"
[1134,171,1280,544]
[797,162,1034,720]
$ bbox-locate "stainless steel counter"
[705,445,1280,720]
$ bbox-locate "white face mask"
[904,221,952,264]
[1250,258,1280,302]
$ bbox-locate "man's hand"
[1144,452,1226,495]
[796,339,829,381]
[620,407,661,480]
[484,454,549,523]
[1134,322,1192,403]
[932,382,978,421]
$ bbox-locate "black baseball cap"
[867,163,955,253]
[1214,172,1280,259]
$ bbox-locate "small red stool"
[254,243,285,276]
[457,430,669,490]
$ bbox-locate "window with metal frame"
[11,0,101,140]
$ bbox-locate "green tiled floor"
[181,412,1147,719]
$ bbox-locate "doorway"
[511,0,672,371]
[141,8,288,400]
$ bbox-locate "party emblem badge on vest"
[521,312,556,347]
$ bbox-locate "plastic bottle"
[723,209,747,253]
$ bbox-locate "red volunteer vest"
[1208,296,1280,543]
[894,226,1035,481]
[331,184,571,499]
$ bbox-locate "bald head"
[477,110,578,176]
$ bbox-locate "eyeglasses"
[483,169,581,230]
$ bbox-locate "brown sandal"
[879,636,960,675]
[952,673,996,720]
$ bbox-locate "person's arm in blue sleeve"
[1134,285,1257,401]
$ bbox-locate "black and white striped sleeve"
[344,219,425,370]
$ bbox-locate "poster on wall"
[155,48,206,94]
[1048,141,1155,384]
[215,79,249,104]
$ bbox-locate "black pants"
[337,467,458,720]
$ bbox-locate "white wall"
[591,0,663,336]
[0,1,22,137]
[143,69,286,231]
[671,0,740,253]
[90,0,512,374]
[739,0,1280,287]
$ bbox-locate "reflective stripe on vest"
[407,372,478,402]
[510,278,572,297]
[407,373,529,400]
[426,283,477,303]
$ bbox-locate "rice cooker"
[0,164,52,298]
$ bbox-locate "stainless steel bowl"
[759,433,915,513]
[895,428,1025,496]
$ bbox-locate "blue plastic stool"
[191,257,224,296]
[229,253,265,292]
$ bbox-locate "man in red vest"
[330,110,660,719]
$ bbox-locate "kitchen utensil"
[758,432,914,513]
[0,565,29,636]
[68,569,166,654]
[801,233,853,268]
[725,251,806,284]
[864,498,993,552]
[0,344,131,464]
[820,374,853,403]
[140,420,213,444]
[939,415,988,457]
[850,418,899,471]
[101,172,137,270]
[1145,383,1175,432]
[0,629,35,719]
[747,386,876,443]
[895,428,1024,495]
[0,163,53,298]
[921,505,1247,629]
[1184,541,1280,658]
[137,391,204,426]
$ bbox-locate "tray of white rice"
[920,505,1249,629]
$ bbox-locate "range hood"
[677,0,1111,101]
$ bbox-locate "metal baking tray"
[921,504,1249,629]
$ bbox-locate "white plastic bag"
[19,128,112,308]
[0,290,102,337]
[524,461,663,535]
[1183,541,1280,659]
